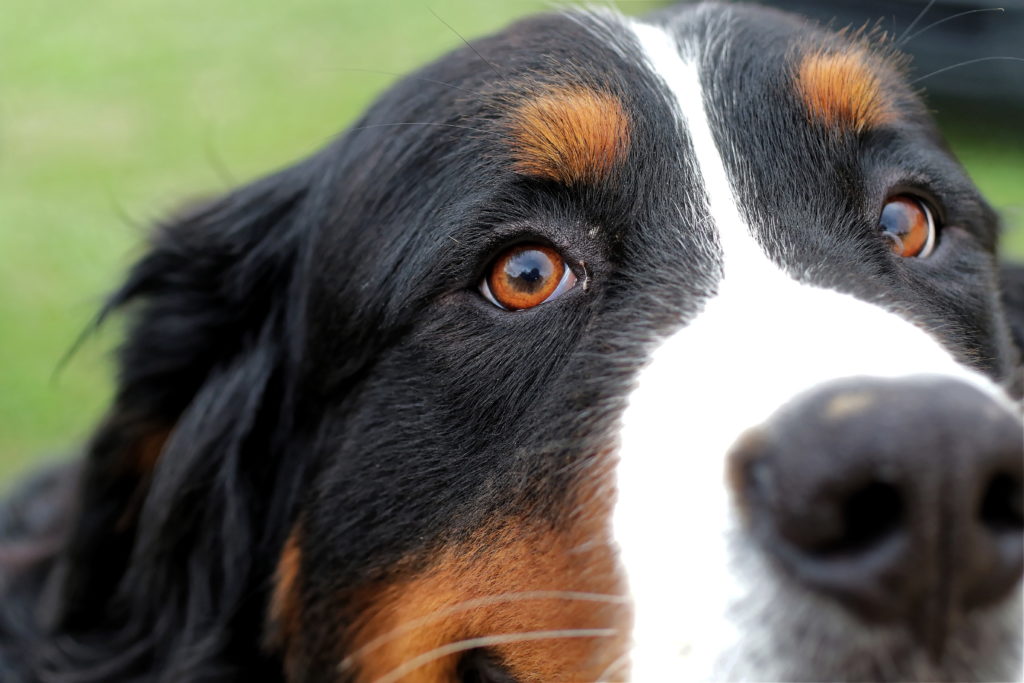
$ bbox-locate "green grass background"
[1,1,1022,483]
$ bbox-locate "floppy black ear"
[39,162,318,679]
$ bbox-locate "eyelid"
[881,178,948,225]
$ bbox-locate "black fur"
[1,4,1022,681]
[9,163,321,681]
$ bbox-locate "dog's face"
[23,3,1023,682]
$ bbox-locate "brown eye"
[879,195,937,258]
[480,244,577,310]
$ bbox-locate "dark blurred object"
[759,0,1024,128]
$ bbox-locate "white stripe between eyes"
[615,17,1019,681]
[628,20,770,279]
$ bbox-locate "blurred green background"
[1,1,1022,483]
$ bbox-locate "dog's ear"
[40,163,317,677]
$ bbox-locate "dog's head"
[28,3,1023,681]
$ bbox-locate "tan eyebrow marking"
[508,87,630,185]
[795,48,898,133]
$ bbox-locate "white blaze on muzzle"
[615,19,1019,680]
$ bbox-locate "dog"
[1,2,1022,681]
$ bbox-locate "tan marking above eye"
[879,195,936,258]
[508,87,630,185]
[482,244,577,311]
[794,48,898,133]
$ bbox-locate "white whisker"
[339,591,626,670]
[911,56,1024,84]
[900,7,1005,45]
[595,650,632,682]
[371,628,619,683]
[897,0,938,43]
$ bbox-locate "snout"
[729,376,1024,653]
[615,277,1024,680]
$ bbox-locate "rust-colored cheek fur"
[795,49,897,133]
[267,530,303,668]
[339,464,629,682]
[509,87,630,185]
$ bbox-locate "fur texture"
[1,3,1022,681]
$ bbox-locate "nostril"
[823,481,904,557]
[980,472,1023,533]
[966,468,1024,610]
[729,376,1024,637]
[740,450,905,559]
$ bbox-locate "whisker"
[910,56,1024,84]
[371,628,619,683]
[900,7,1005,45]
[427,7,511,86]
[339,590,626,668]
[595,650,632,682]
[897,0,938,43]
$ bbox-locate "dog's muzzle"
[729,375,1024,654]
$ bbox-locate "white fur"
[612,18,1023,682]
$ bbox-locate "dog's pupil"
[880,200,913,238]
[878,195,931,257]
[505,250,553,292]
[519,267,541,282]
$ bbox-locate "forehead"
[308,4,948,388]
[469,5,939,290]
[491,5,917,175]
[356,5,921,251]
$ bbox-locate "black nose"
[730,376,1023,652]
